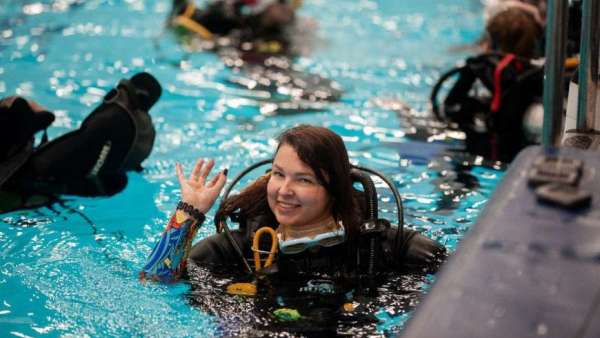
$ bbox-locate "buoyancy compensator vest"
[431,53,544,162]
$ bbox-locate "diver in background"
[140,125,445,334]
[167,0,343,106]
[432,5,547,162]
[0,72,162,213]
[170,0,299,54]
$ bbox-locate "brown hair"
[486,8,542,58]
[215,125,362,249]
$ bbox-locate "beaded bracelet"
[176,201,205,222]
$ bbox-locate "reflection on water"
[186,263,432,337]
[0,0,499,336]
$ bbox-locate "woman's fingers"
[197,159,215,184]
[207,168,227,188]
[190,158,205,181]
[178,158,222,191]
[213,170,228,192]
[175,162,186,187]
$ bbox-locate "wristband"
[176,201,205,222]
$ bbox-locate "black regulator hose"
[350,168,378,220]
[430,66,463,122]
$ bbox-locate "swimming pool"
[0,0,503,336]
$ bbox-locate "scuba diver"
[141,125,446,334]
[0,72,162,213]
[167,0,342,111]
[434,0,584,162]
[431,6,546,163]
[169,0,300,54]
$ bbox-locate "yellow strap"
[182,3,195,18]
[252,227,278,271]
[172,15,214,41]
[565,56,579,70]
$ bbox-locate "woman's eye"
[299,178,314,184]
[272,171,284,177]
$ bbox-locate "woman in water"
[141,124,445,285]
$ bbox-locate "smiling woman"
[140,125,446,334]
[0,0,501,336]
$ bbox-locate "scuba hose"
[350,169,377,276]
[226,226,277,296]
[430,66,464,122]
[430,52,524,122]
[352,164,404,252]
[218,158,273,274]
[252,226,278,271]
[221,159,273,206]
[430,52,549,124]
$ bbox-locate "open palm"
[176,159,227,214]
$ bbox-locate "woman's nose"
[278,178,294,196]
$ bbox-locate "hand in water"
[176,159,227,214]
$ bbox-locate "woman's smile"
[276,200,300,210]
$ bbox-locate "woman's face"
[267,143,332,227]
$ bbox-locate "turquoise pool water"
[0,0,504,336]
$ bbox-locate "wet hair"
[486,7,542,58]
[215,125,362,251]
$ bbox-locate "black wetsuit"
[185,215,446,335]
[0,72,161,212]
[189,215,446,277]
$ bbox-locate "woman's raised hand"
[176,159,227,214]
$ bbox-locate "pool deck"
[402,145,600,338]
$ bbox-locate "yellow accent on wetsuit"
[182,2,195,18]
[172,16,214,41]
[225,227,277,297]
[172,3,214,41]
[565,56,579,70]
[226,282,257,296]
[256,40,283,54]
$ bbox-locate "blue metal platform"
[402,145,600,338]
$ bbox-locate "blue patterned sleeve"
[139,211,205,283]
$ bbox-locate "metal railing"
[576,0,599,131]
[542,0,569,146]
[542,0,600,146]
